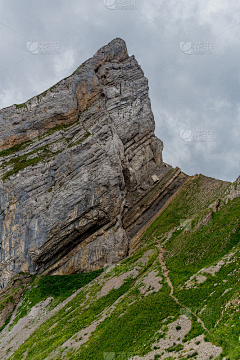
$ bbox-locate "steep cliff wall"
[0,38,185,287]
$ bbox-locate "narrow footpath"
[156,243,208,332]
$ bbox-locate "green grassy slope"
[1,174,239,360]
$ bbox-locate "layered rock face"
[0,38,185,288]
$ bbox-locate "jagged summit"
[0,38,129,151]
[0,38,186,288]
[0,39,240,360]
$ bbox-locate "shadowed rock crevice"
[0,38,186,287]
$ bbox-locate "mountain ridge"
[0,38,177,288]
[0,38,239,360]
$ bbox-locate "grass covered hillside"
[0,174,239,360]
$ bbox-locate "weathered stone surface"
[0,274,31,327]
[0,38,168,287]
[209,199,220,213]
[123,167,188,239]
[224,175,240,202]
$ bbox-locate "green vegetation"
[139,177,240,358]
[71,287,179,360]
[142,174,229,242]
[182,317,203,342]
[11,269,103,329]
[185,352,198,359]
[142,168,175,205]
[0,144,62,181]
[0,125,91,181]
[6,245,181,360]
[0,100,95,168]
[2,155,43,181]
[164,201,240,289]
[166,343,184,352]
[0,293,14,311]
[15,103,27,109]
[0,313,12,332]
[72,62,85,75]
[36,84,57,101]
[67,130,91,148]
[1,175,240,359]
[37,120,79,139]
[0,140,33,158]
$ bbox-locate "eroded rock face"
[225,175,240,202]
[0,38,165,287]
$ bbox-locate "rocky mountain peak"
[0,38,186,289]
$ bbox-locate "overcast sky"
[0,0,239,181]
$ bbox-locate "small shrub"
[166,343,184,352]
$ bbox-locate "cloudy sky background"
[0,0,239,181]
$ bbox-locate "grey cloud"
[0,0,239,181]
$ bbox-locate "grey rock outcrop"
[0,38,173,287]
[224,175,240,203]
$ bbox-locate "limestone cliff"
[0,38,187,288]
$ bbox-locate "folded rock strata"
[0,38,187,287]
